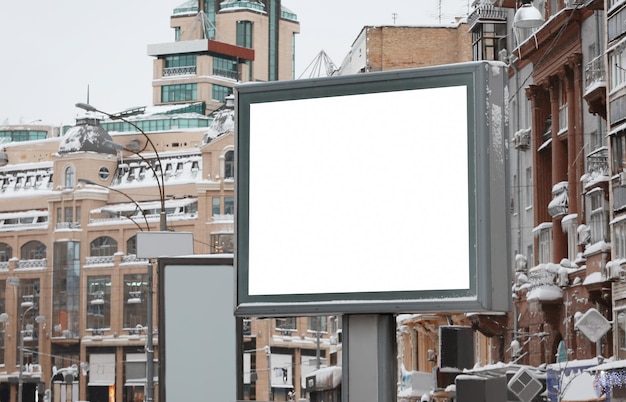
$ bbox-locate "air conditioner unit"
[513,132,530,150]
[507,367,542,402]
[329,335,338,345]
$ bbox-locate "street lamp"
[74,103,167,232]
[74,104,161,402]
[18,298,45,402]
[77,178,150,231]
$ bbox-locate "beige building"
[148,0,300,115]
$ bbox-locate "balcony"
[213,68,239,81]
[467,4,507,30]
[587,148,609,177]
[583,54,607,118]
[163,66,196,77]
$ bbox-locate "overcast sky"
[0,0,470,126]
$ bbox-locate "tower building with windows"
[148,0,300,114]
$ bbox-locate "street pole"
[75,103,165,402]
[18,305,33,402]
[18,328,24,402]
[146,262,154,402]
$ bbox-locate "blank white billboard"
[235,61,510,315]
[248,86,469,295]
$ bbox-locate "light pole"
[18,299,45,402]
[75,103,160,402]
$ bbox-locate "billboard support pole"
[343,314,397,402]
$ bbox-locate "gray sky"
[0,0,470,126]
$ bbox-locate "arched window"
[224,150,234,179]
[64,165,75,188]
[90,236,118,257]
[0,243,12,262]
[21,241,46,260]
[127,236,137,255]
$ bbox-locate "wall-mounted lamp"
[513,0,544,29]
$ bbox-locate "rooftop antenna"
[392,12,398,24]
[86,84,90,105]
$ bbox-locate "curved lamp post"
[74,103,167,232]
[17,301,45,402]
[75,103,159,402]
[77,178,149,232]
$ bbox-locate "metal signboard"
[235,61,510,315]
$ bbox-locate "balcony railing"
[56,221,80,229]
[587,148,609,176]
[163,66,196,77]
[467,4,507,29]
[85,255,115,266]
[213,68,239,81]
[17,258,47,269]
[585,54,606,92]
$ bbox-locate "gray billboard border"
[235,61,511,316]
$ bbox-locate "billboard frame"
[235,61,510,316]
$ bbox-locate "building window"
[611,47,626,92]
[204,0,217,39]
[276,317,296,333]
[608,6,626,43]
[127,236,137,255]
[211,233,234,253]
[237,20,253,48]
[90,236,118,257]
[87,276,111,331]
[213,56,238,80]
[212,84,232,103]
[224,197,234,215]
[611,128,626,174]
[164,54,197,76]
[618,309,626,359]
[0,243,12,262]
[161,84,197,103]
[53,241,80,339]
[535,224,553,264]
[21,240,46,260]
[224,150,234,179]
[98,167,110,180]
[614,220,626,259]
[526,167,533,208]
[472,22,507,61]
[212,197,221,216]
[562,215,578,263]
[308,316,327,333]
[64,165,75,188]
[174,27,180,41]
[588,189,608,243]
[124,274,148,330]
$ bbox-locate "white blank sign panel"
[247,85,469,295]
